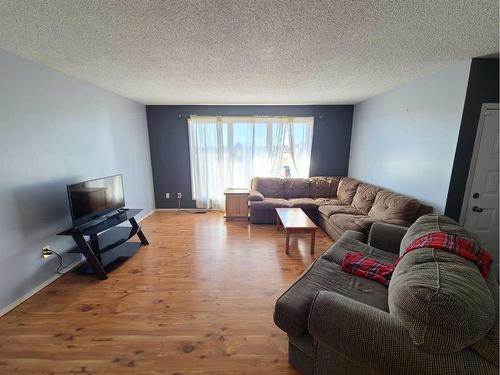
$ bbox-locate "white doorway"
[460,104,499,278]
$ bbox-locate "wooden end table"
[224,188,249,220]
[275,208,317,255]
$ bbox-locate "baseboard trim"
[138,208,157,221]
[0,208,157,318]
[0,258,84,317]
[155,208,218,212]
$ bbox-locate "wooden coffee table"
[275,208,317,255]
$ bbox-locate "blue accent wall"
[146,105,353,208]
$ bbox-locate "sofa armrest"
[343,230,365,242]
[309,291,409,350]
[308,291,484,374]
[248,190,265,201]
[367,222,408,254]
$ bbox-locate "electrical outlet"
[165,193,170,199]
[42,245,53,259]
[177,193,182,199]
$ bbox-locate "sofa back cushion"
[351,183,381,214]
[251,177,284,198]
[337,177,360,204]
[389,215,496,354]
[284,178,310,198]
[416,203,434,218]
[309,176,340,198]
[368,190,420,225]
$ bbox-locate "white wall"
[348,61,471,213]
[0,49,155,312]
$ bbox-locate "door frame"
[459,103,499,225]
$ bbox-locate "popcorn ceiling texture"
[0,0,497,105]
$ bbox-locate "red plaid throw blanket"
[341,252,394,286]
[341,232,492,286]
[403,232,492,277]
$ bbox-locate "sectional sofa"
[273,215,499,374]
[248,176,432,240]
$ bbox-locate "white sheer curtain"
[251,117,288,177]
[287,117,315,177]
[188,117,225,209]
[188,116,314,209]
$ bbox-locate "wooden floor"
[0,211,333,375]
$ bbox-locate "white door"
[461,105,499,277]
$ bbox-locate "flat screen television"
[67,174,125,228]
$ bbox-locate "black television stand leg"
[71,231,108,280]
[130,217,149,246]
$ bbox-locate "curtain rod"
[177,114,322,119]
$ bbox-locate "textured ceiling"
[0,1,498,105]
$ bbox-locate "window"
[188,116,314,209]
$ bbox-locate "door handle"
[472,206,484,213]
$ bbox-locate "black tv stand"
[58,209,149,280]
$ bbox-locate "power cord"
[50,250,73,274]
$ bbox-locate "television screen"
[67,175,125,228]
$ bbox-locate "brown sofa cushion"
[329,214,376,234]
[417,203,434,218]
[314,198,346,206]
[288,198,319,209]
[318,205,363,217]
[309,177,340,198]
[368,190,420,224]
[389,215,496,354]
[274,258,389,338]
[337,177,361,204]
[284,178,310,198]
[470,272,499,366]
[251,177,284,198]
[249,198,290,210]
[352,183,381,214]
[321,234,399,265]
